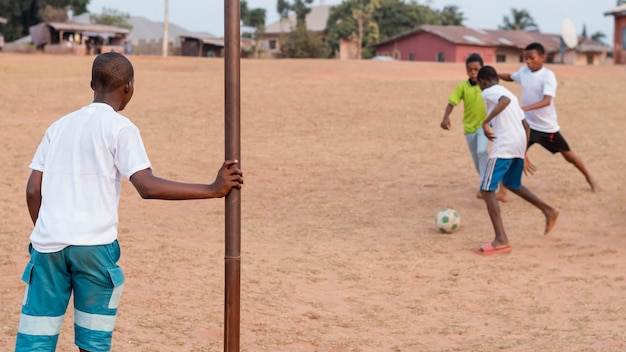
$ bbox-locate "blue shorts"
[16,241,124,352]
[480,158,524,191]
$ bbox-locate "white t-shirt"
[29,103,152,253]
[511,66,560,133]
[481,84,527,159]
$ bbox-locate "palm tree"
[591,32,607,45]
[499,8,539,31]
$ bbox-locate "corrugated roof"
[374,25,608,53]
[47,21,130,34]
[265,5,331,34]
[72,12,213,41]
[604,3,626,16]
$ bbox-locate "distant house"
[180,36,224,57]
[179,35,255,58]
[29,21,129,55]
[257,5,331,58]
[373,25,609,65]
[72,13,214,56]
[604,3,626,64]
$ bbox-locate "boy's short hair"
[466,53,483,66]
[92,52,134,92]
[477,65,498,82]
[525,42,545,55]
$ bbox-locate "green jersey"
[448,80,486,134]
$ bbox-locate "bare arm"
[522,95,552,112]
[521,119,536,175]
[482,96,511,141]
[26,170,43,225]
[498,73,513,82]
[130,160,243,200]
[440,103,454,130]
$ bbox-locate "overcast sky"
[86,0,619,43]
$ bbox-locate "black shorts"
[528,129,570,154]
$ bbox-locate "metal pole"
[162,0,169,56]
[224,0,241,351]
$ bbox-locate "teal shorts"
[480,158,524,191]
[16,241,125,352]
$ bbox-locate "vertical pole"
[162,0,169,56]
[224,1,241,351]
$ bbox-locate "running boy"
[498,42,598,192]
[16,52,244,351]
[440,53,507,201]
[475,66,559,255]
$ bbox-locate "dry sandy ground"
[1,53,625,351]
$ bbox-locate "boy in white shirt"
[475,66,559,255]
[17,52,244,351]
[498,42,598,192]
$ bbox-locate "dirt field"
[1,53,625,351]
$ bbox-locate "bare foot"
[544,208,560,235]
[476,191,483,199]
[590,180,600,193]
[496,190,508,203]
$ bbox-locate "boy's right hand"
[440,116,451,130]
[212,160,244,197]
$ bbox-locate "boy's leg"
[481,190,509,247]
[560,150,598,192]
[16,245,72,351]
[69,241,125,352]
[531,129,597,192]
[466,128,489,198]
[502,159,560,235]
[479,158,511,249]
[505,186,560,235]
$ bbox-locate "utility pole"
[162,0,169,56]
[224,0,241,351]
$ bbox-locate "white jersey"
[481,84,527,159]
[510,66,560,133]
[29,103,152,253]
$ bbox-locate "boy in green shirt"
[440,53,507,201]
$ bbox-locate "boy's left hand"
[524,155,536,175]
[482,123,495,141]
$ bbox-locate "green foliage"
[325,0,458,58]
[90,7,132,30]
[438,5,464,26]
[591,31,606,45]
[276,0,314,27]
[0,0,88,41]
[499,8,539,31]
[241,0,266,29]
[279,24,325,58]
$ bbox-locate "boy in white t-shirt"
[475,66,559,255]
[16,52,244,352]
[498,42,598,192]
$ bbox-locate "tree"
[324,0,444,58]
[275,0,323,58]
[241,0,266,57]
[351,0,380,59]
[279,24,325,58]
[591,31,607,45]
[90,7,132,30]
[499,8,539,31]
[438,5,464,26]
[581,24,587,39]
[0,0,89,41]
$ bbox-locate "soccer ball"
[435,208,461,233]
